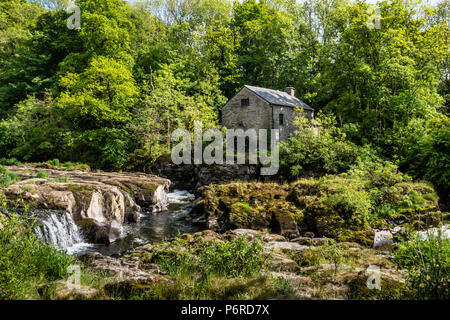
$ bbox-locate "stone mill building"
[221,85,314,141]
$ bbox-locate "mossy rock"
[290,178,374,246]
[344,270,404,300]
[198,182,300,237]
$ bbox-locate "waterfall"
[35,211,85,251]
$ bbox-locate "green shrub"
[0,158,21,166]
[393,229,450,300]
[0,169,19,188]
[197,236,266,278]
[61,162,90,172]
[46,159,60,166]
[35,171,48,179]
[141,236,266,279]
[53,177,69,183]
[280,112,360,178]
[396,115,450,194]
[0,205,74,299]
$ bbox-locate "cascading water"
[32,190,201,256]
[34,210,88,254]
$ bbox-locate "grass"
[103,234,297,300]
[35,171,49,179]
[0,165,20,188]
[0,204,75,299]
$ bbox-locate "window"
[241,98,249,107]
[279,113,284,126]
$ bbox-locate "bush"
[141,235,266,279]
[396,115,450,194]
[0,205,74,299]
[280,112,360,178]
[196,236,266,278]
[0,166,19,188]
[35,171,48,179]
[46,159,60,166]
[393,229,449,300]
[0,158,21,166]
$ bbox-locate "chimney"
[284,87,295,97]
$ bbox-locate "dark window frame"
[241,98,249,107]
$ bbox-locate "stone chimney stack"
[284,87,295,97]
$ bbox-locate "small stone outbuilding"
[221,85,314,141]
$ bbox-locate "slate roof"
[244,85,314,111]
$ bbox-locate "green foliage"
[141,235,266,279]
[343,157,443,229]
[0,158,21,166]
[0,0,448,180]
[46,159,60,166]
[397,115,450,194]
[0,205,74,299]
[393,229,450,300]
[0,165,19,188]
[57,57,138,127]
[35,171,48,179]
[280,112,361,177]
[196,236,266,278]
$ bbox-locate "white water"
[34,190,197,256]
[417,224,450,240]
[166,189,194,204]
[35,211,93,255]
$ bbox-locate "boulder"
[268,254,301,273]
[190,182,301,238]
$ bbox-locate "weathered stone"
[224,229,286,242]
[79,252,161,279]
[264,241,309,254]
[38,281,98,300]
[291,237,332,246]
[4,165,171,243]
[373,230,394,249]
[268,253,300,272]
[190,182,301,239]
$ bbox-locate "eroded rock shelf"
[3,165,171,243]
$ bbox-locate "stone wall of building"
[221,87,314,141]
[222,87,272,131]
[272,105,314,141]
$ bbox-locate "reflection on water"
[38,190,201,256]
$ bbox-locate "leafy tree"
[57,56,138,128]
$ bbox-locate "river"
[35,190,202,256]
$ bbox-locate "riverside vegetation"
[0,0,449,300]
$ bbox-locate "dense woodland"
[0,0,449,194]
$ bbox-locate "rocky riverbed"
[40,229,407,300]
[1,165,447,300]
